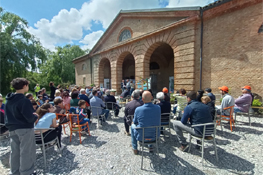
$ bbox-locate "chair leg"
[213,138,218,161]
[70,129,72,142]
[63,124,67,135]
[229,120,233,132]
[248,113,251,126]
[79,128,82,144]
[188,135,192,153]
[201,139,204,165]
[87,124,91,136]
[141,144,144,170]
[234,113,237,124]
[42,145,47,169]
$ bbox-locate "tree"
[39,45,85,88]
[0,7,47,94]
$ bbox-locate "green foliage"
[252,99,262,107]
[0,7,47,94]
[39,44,85,88]
[170,93,175,104]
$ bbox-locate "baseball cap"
[218,86,229,92]
[241,85,251,91]
[162,88,168,93]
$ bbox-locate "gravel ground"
[1,111,263,175]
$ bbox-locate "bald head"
[142,91,152,103]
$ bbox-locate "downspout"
[90,57,93,84]
[199,7,204,90]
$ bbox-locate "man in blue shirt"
[90,90,109,124]
[205,88,216,103]
[79,89,90,105]
[172,91,212,152]
[131,91,161,155]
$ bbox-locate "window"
[83,77,86,85]
[150,62,160,70]
[82,64,87,70]
[258,24,263,33]
[118,29,132,42]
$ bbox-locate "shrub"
[252,99,262,107]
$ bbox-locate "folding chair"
[69,114,90,144]
[234,104,252,126]
[161,113,172,139]
[90,106,106,127]
[188,122,218,165]
[105,102,117,118]
[135,125,161,169]
[55,113,70,135]
[35,128,61,169]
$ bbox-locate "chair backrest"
[67,114,81,126]
[161,113,171,123]
[135,125,160,142]
[34,128,56,144]
[191,122,216,137]
[105,102,115,110]
[223,105,234,116]
[90,106,103,117]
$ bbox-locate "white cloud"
[80,30,104,50]
[167,0,214,7]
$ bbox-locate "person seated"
[35,103,64,151]
[173,88,187,120]
[79,89,90,107]
[54,98,65,114]
[42,88,49,102]
[156,92,171,134]
[70,91,80,107]
[76,100,90,135]
[205,88,216,103]
[25,93,34,100]
[0,110,8,135]
[124,90,143,136]
[90,90,109,123]
[85,86,92,96]
[162,87,170,102]
[234,86,253,113]
[201,96,215,121]
[54,90,62,100]
[0,97,4,114]
[131,91,161,155]
[120,87,130,99]
[172,91,213,152]
[104,90,120,117]
[37,94,44,106]
[216,86,235,116]
[0,95,4,112]
[30,100,38,112]
[62,91,71,106]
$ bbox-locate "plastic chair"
[69,114,90,144]
[161,113,172,139]
[218,105,235,131]
[234,105,252,126]
[135,125,161,169]
[188,122,218,165]
[35,128,60,169]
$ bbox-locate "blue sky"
[1,0,216,51]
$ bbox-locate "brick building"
[73,0,263,98]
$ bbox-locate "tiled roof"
[203,0,233,10]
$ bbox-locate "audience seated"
[205,88,216,103]
[120,87,130,98]
[90,90,109,123]
[201,96,215,121]
[25,93,34,100]
[234,86,253,113]
[54,98,65,114]
[162,87,170,102]
[85,86,92,96]
[37,95,44,106]
[77,100,90,135]
[0,95,4,112]
[156,92,171,134]
[0,97,4,114]
[172,91,213,152]
[79,89,90,107]
[124,90,143,136]
[35,103,64,151]
[104,90,120,117]
[70,91,80,106]
[173,89,187,120]
[30,100,38,112]
[62,91,71,106]
[55,90,62,100]
[216,86,235,116]
[42,88,49,102]
[131,91,161,155]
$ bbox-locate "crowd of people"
[0,76,255,174]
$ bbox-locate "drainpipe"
[199,7,203,90]
[90,57,93,84]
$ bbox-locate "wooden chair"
[218,105,235,131]
[68,114,91,144]
[64,104,71,112]
[55,113,70,135]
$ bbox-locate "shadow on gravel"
[238,121,263,128]
[234,126,263,135]
[189,146,255,174]
[100,123,120,133]
[67,135,107,148]
[216,129,241,141]
[0,151,10,169]
[36,147,78,174]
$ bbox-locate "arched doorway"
[149,43,174,96]
[116,52,135,94]
[99,58,111,89]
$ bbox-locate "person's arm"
[100,99,105,107]
[80,108,87,117]
[235,95,249,105]
[181,105,192,124]
[51,117,59,128]
[20,100,38,123]
[133,109,138,125]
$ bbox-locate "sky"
[1,0,217,51]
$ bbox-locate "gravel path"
[1,111,263,175]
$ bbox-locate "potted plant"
[252,99,262,114]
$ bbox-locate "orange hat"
[162,88,168,93]
[218,86,229,92]
[241,85,251,91]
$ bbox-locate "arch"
[98,58,111,89]
[116,51,135,94]
[145,42,175,95]
[118,27,133,42]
